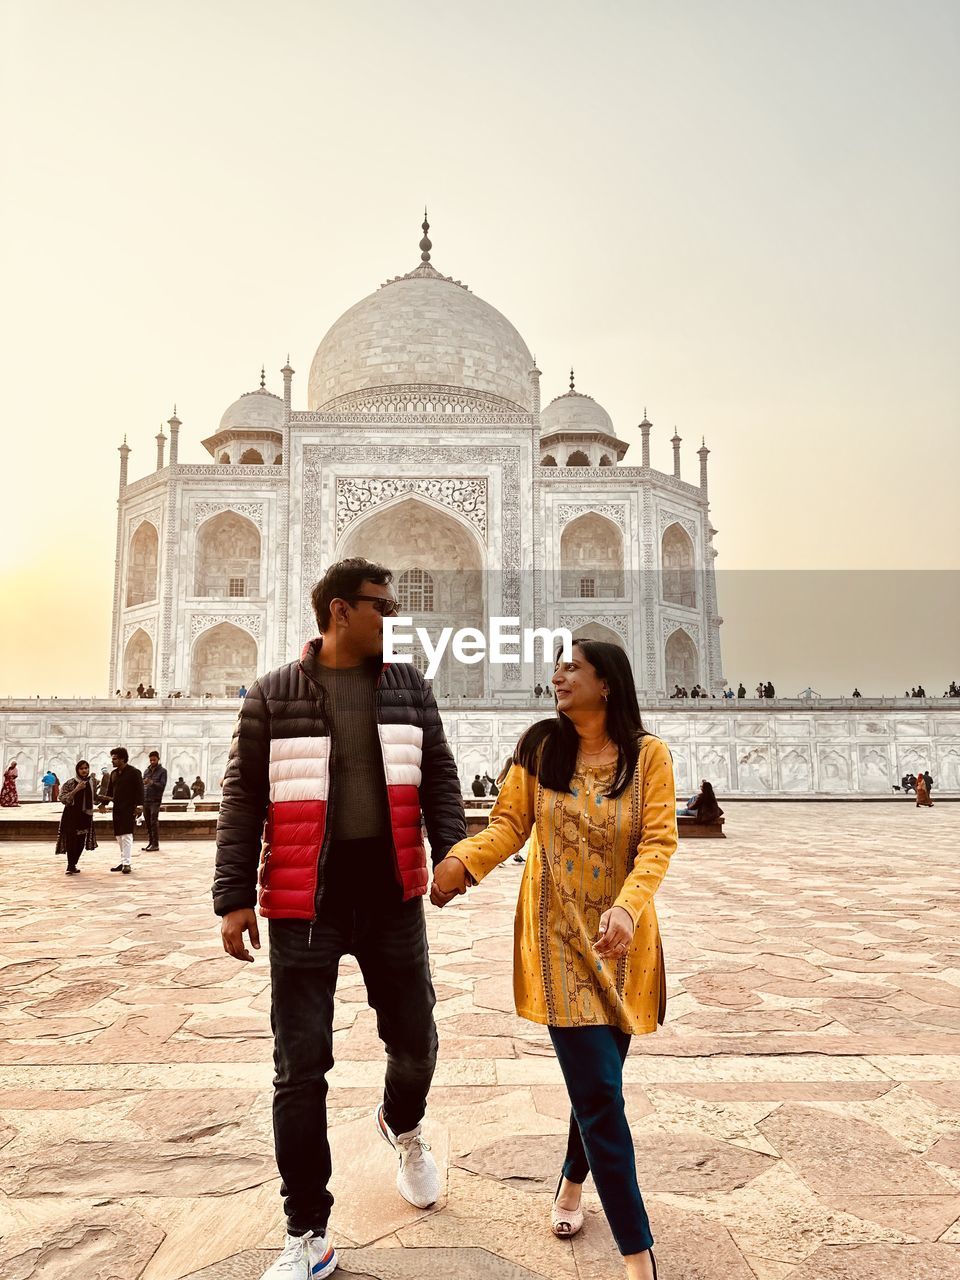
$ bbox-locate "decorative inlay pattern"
[122,619,156,647]
[335,477,487,538]
[557,613,630,641]
[193,501,266,531]
[661,616,701,645]
[129,510,162,538]
[658,509,699,541]
[556,502,626,532]
[309,384,528,419]
[189,614,263,641]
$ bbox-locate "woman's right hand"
[431,856,468,908]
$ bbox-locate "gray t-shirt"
[311,661,390,841]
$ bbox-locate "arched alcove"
[566,450,590,467]
[662,523,697,607]
[541,455,557,467]
[123,628,154,690]
[665,628,698,691]
[398,567,435,613]
[126,522,159,606]
[219,452,231,464]
[571,622,625,650]
[194,512,261,599]
[240,448,264,465]
[559,512,625,598]
[598,454,613,466]
[274,452,283,465]
[340,497,484,697]
[191,622,258,696]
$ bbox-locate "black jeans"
[269,895,437,1237]
[550,1024,653,1256]
[142,801,161,846]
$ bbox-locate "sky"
[1,0,958,696]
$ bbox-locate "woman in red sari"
[0,761,19,807]
[915,773,934,807]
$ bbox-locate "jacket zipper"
[299,656,336,947]
[374,672,404,896]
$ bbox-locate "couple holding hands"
[213,558,676,1280]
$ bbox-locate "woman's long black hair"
[514,640,648,799]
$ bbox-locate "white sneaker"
[259,1230,337,1279]
[375,1103,440,1208]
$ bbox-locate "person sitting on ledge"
[678,779,723,823]
[851,687,862,698]
[171,777,191,800]
[191,776,206,800]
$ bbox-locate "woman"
[55,761,99,872]
[679,778,723,822]
[0,761,19,807]
[915,773,934,808]
[433,640,676,1280]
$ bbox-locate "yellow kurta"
[448,736,677,1033]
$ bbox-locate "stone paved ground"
[0,802,959,1279]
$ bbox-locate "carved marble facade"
[108,232,725,697]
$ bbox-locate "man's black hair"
[110,746,129,763]
[311,557,393,630]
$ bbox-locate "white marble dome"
[308,262,534,411]
[219,384,284,433]
[541,386,616,437]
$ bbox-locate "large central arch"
[339,496,486,698]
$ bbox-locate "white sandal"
[550,1176,584,1238]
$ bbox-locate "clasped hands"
[430,856,469,908]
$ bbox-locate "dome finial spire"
[419,208,432,263]
[260,365,266,390]
[569,367,575,393]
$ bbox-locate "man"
[737,682,746,699]
[98,747,144,874]
[141,751,167,852]
[171,777,191,800]
[471,773,487,797]
[213,557,465,1280]
[238,684,248,698]
[191,776,206,800]
[40,768,57,802]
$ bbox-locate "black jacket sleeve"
[417,678,466,866]
[212,680,271,916]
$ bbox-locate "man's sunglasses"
[348,594,400,617]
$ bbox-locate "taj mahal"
[2,221,957,798]
[111,218,722,703]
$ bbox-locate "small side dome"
[541,386,615,437]
[219,384,284,433]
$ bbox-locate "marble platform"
[0,801,959,1278]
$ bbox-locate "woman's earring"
[602,691,609,702]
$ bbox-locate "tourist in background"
[98,747,144,874]
[55,761,98,873]
[142,751,167,852]
[1,761,19,807]
[40,768,57,802]
[482,771,499,797]
[433,639,676,1280]
[678,779,723,824]
[471,774,487,797]
[916,772,934,808]
[191,776,206,801]
[171,777,191,800]
[737,682,746,698]
[923,769,934,794]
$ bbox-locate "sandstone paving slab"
[21,980,121,1014]
[910,1083,960,1111]
[126,1088,261,1141]
[827,1194,960,1240]
[0,1138,277,1197]
[800,1242,960,1277]
[573,1200,757,1280]
[758,1104,956,1196]
[396,1167,577,1278]
[338,1245,547,1279]
[326,1112,449,1245]
[0,1208,165,1280]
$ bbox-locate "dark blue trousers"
[549,1024,654,1256]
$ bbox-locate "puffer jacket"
[212,639,465,920]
